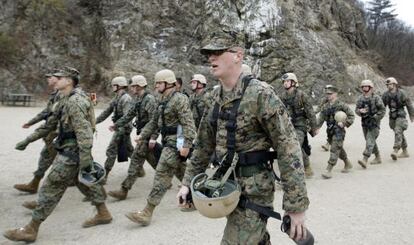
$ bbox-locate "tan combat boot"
[391,149,399,161]
[341,159,353,173]
[304,165,314,178]
[398,148,410,158]
[321,142,330,152]
[137,165,146,177]
[82,203,113,228]
[108,187,128,200]
[14,176,41,194]
[357,156,368,169]
[3,219,41,242]
[370,153,382,164]
[125,203,155,226]
[322,164,334,179]
[22,200,38,210]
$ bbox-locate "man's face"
[190,80,199,91]
[283,80,294,89]
[55,76,70,90]
[326,92,336,101]
[47,76,59,88]
[207,49,240,78]
[387,84,395,91]
[362,86,371,93]
[155,81,166,94]
[130,85,143,95]
[111,85,119,92]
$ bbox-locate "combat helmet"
[111,76,128,87]
[385,77,398,85]
[78,162,106,187]
[282,73,299,87]
[154,69,176,84]
[360,80,374,88]
[334,111,347,123]
[191,74,207,85]
[130,75,148,87]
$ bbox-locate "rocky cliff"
[0,0,388,99]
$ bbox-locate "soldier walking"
[125,69,196,226]
[355,80,385,167]
[189,74,208,129]
[96,76,134,182]
[382,77,414,160]
[4,67,112,243]
[317,85,354,179]
[280,73,319,178]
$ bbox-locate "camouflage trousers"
[147,146,185,206]
[295,129,310,168]
[362,127,380,158]
[221,169,275,245]
[32,153,107,222]
[389,118,408,150]
[33,133,57,178]
[104,130,134,171]
[327,131,347,166]
[121,140,158,190]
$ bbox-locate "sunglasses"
[205,49,238,57]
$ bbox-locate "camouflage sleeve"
[145,96,160,140]
[342,102,355,127]
[139,108,159,140]
[121,95,133,117]
[115,101,136,129]
[176,95,196,148]
[182,111,216,187]
[25,110,59,142]
[257,90,309,212]
[316,106,326,128]
[302,93,317,130]
[374,95,386,120]
[26,107,49,125]
[68,98,93,167]
[355,97,362,117]
[402,92,414,120]
[381,93,388,107]
[96,100,114,124]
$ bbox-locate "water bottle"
[176,124,184,151]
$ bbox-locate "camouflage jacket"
[25,87,96,167]
[96,90,133,131]
[115,90,158,139]
[183,75,309,212]
[382,89,414,120]
[190,90,208,128]
[355,93,385,127]
[317,99,355,129]
[140,91,196,149]
[27,90,61,125]
[279,89,317,132]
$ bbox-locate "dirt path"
[0,106,413,245]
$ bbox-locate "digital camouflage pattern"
[22,87,106,222]
[280,89,318,168]
[355,94,385,157]
[318,99,355,166]
[190,90,209,128]
[96,90,133,170]
[183,75,309,244]
[382,89,414,150]
[140,91,196,206]
[114,90,159,190]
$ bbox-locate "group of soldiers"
[3,31,413,244]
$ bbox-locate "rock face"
[0,0,386,98]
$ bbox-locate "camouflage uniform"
[21,87,106,222]
[280,89,318,174]
[317,100,354,168]
[382,89,414,151]
[140,91,196,206]
[355,94,385,159]
[96,90,134,172]
[114,90,159,190]
[183,75,309,244]
[190,90,208,129]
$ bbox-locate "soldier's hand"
[312,128,319,136]
[176,185,190,206]
[22,123,31,129]
[337,122,344,128]
[108,125,116,132]
[15,140,30,151]
[135,135,143,143]
[286,211,307,241]
[359,108,368,114]
[180,147,190,157]
[148,139,156,150]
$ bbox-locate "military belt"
[236,164,266,177]
[237,150,277,166]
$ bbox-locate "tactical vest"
[281,90,306,124]
[357,96,378,128]
[111,91,128,122]
[159,91,178,143]
[384,91,404,119]
[132,92,150,133]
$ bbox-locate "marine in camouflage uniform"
[317,97,331,151]
[4,67,112,243]
[107,75,159,200]
[280,73,318,178]
[382,77,414,160]
[125,69,196,226]
[317,85,355,179]
[14,70,62,194]
[96,76,134,180]
[177,33,309,244]
[355,80,385,168]
[189,74,209,129]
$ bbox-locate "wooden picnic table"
[1,93,35,106]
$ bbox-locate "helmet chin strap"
[160,82,175,94]
[284,81,295,90]
[192,82,204,92]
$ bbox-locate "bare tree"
[366,0,397,34]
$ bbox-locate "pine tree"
[367,0,397,33]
